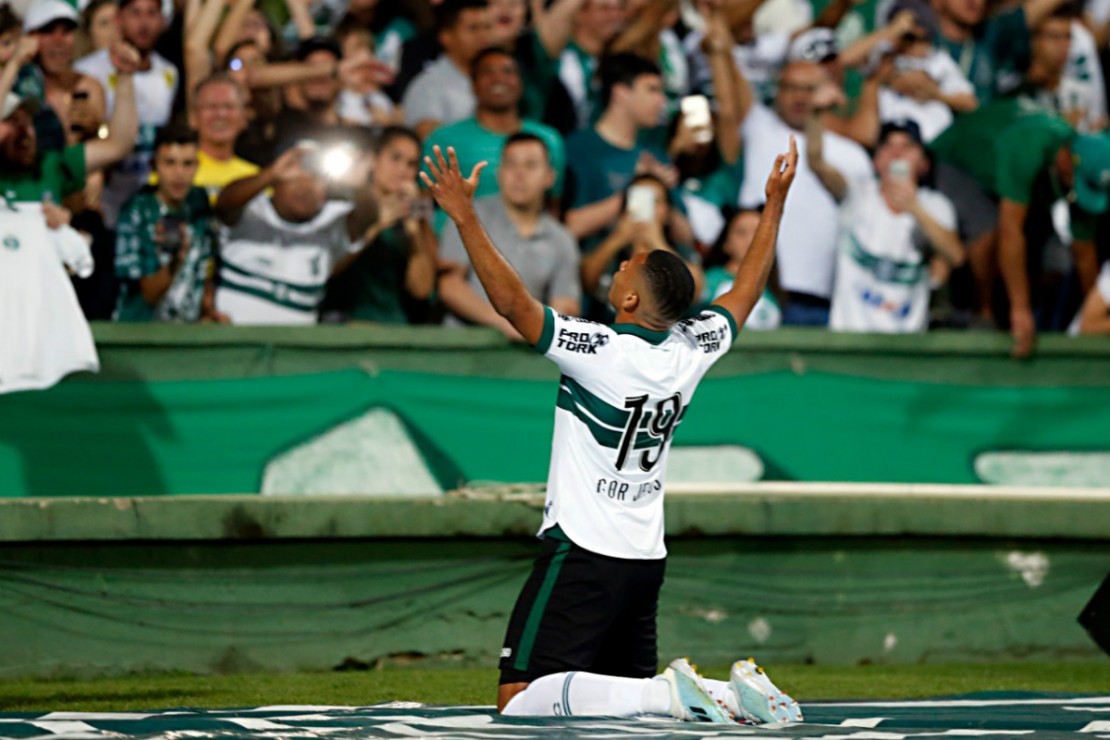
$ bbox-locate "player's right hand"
[420,145,486,223]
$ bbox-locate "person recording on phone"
[212,137,376,325]
[115,124,227,323]
[320,126,438,325]
[807,115,964,333]
[580,173,704,320]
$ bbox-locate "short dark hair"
[153,123,198,152]
[643,249,695,324]
[436,0,487,32]
[296,35,341,61]
[0,3,22,35]
[503,131,549,160]
[470,46,517,80]
[374,124,420,153]
[598,53,661,110]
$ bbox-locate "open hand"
[420,145,486,224]
[764,136,798,205]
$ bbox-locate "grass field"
[1,662,1107,713]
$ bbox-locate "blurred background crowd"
[3,0,1110,355]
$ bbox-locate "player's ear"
[622,289,641,312]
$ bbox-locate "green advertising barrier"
[1,534,1105,678]
[2,364,1110,497]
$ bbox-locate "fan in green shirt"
[932,0,1074,102]
[423,48,567,214]
[0,46,140,203]
[930,97,1110,357]
[114,126,223,323]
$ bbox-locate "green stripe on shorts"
[514,540,572,672]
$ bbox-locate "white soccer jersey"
[215,194,354,325]
[534,306,737,560]
[0,203,99,394]
[829,177,956,333]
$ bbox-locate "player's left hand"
[764,136,798,205]
[420,145,487,223]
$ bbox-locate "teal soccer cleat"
[662,658,735,723]
[729,658,803,724]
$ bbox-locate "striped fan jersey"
[533,305,738,560]
[215,194,354,325]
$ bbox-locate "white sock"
[502,672,674,717]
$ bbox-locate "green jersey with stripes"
[533,305,738,560]
[215,193,354,325]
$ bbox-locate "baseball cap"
[879,118,924,147]
[22,0,79,33]
[886,0,940,41]
[787,28,838,64]
[1071,132,1110,214]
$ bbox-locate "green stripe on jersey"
[218,280,319,314]
[706,305,738,342]
[556,388,668,450]
[560,376,629,428]
[514,540,572,672]
[534,308,556,354]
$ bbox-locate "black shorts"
[498,527,666,685]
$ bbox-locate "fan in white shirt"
[74,0,178,225]
[808,115,966,333]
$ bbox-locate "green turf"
[1,662,1107,713]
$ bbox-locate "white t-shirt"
[337,89,396,127]
[880,51,974,143]
[215,194,354,325]
[1063,22,1107,132]
[402,55,475,129]
[535,306,737,559]
[739,104,873,298]
[829,177,956,333]
[1068,261,1110,335]
[75,49,179,226]
[0,203,99,394]
[74,49,178,125]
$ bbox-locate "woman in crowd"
[321,126,437,324]
[701,208,782,330]
[580,173,703,321]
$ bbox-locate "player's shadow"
[0,366,172,497]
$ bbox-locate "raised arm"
[702,9,747,163]
[712,137,797,328]
[421,146,546,344]
[805,94,848,200]
[85,43,140,172]
[532,0,588,59]
[215,146,302,224]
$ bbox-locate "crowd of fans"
[3,0,1110,356]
